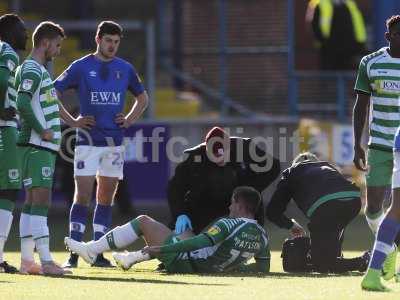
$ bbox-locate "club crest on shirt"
[42,167,52,178]
[8,169,19,180]
[115,71,121,79]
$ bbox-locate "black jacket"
[168,137,281,233]
[266,160,360,229]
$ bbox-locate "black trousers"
[308,198,363,273]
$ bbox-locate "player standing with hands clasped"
[16,21,71,275]
[55,21,148,268]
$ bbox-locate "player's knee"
[0,189,18,202]
[74,190,92,205]
[365,188,386,213]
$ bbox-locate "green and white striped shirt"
[15,58,61,152]
[355,47,400,151]
[0,41,19,127]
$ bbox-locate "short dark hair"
[33,21,65,47]
[96,21,123,38]
[0,14,23,43]
[386,15,400,32]
[232,186,261,215]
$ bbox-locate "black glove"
[0,107,16,121]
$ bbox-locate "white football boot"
[113,250,148,271]
[64,237,97,265]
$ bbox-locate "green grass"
[1,251,399,300]
[0,210,396,299]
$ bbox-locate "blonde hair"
[292,152,319,166]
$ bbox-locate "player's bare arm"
[56,91,95,129]
[115,91,148,128]
[352,92,369,171]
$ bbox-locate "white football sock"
[0,210,13,263]
[31,215,52,263]
[20,212,35,261]
[89,223,139,254]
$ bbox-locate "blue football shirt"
[54,54,145,146]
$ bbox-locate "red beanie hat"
[205,127,230,156]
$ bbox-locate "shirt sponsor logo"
[21,79,33,90]
[379,80,400,93]
[7,60,15,72]
[89,71,97,77]
[90,91,121,105]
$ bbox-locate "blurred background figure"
[306,0,366,70]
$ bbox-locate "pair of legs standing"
[0,127,20,273]
[64,175,119,268]
[18,146,70,275]
[64,145,125,268]
[361,149,400,291]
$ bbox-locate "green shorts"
[0,127,21,190]
[19,146,56,189]
[159,234,194,273]
[366,148,393,187]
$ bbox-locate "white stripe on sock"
[93,224,107,234]
[70,222,86,233]
[375,241,395,254]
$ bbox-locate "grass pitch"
[1,251,399,300]
[0,210,397,299]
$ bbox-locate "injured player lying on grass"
[65,186,270,273]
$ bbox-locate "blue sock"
[369,218,400,270]
[69,203,88,242]
[93,204,112,241]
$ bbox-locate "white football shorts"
[74,145,125,179]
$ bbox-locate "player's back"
[189,217,268,273]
